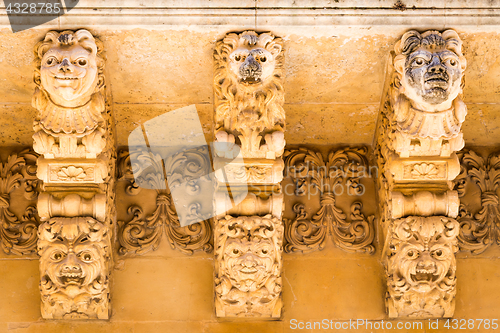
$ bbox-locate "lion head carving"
[214,31,285,157]
[386,216,459,318]
[38,217,111,319]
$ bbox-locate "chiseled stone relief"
[376,29,466,319]
[0,150,39,255]
[214,30,285,159]
[454,150,500,254]
[117,149,213,255]
[386,216,459,318]
[283,147,375,254]
[38,217,111,319]
[213,30,285,318]
[214,215,283,317]
[33,30,114,320]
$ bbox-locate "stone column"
[32,30,114,319]
[376,29,466,318]
[212,31,285,318]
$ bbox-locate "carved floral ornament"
[0,150,39,255]
[454,150,500,254]
[117,148,213,255]
[214,31,285,159]
[283,147,375,254]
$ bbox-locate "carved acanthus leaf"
[454,150,500,254]
[118,148,213,255]
[283,147,375,254]
[0,151,40,255]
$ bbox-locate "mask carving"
[33,30,106,158]
[214,31,285,159]
[386,216,459,318]
[215,215,283,317]
[38,217,111,319]
[391,30,467,157]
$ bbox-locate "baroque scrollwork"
[386,216,459,318]
[283,147,375,254]
[215,215,283,318]
[454,150,500,254]
[0,151,39,255]
[214,31,285,159]
[117,148,213,255]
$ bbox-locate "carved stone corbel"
[213,30,285,318]
[376,29,467,319]
[33,30,114,320]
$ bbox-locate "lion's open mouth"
[240,77,261,84]
[411,268,439,282]
[58,268,85,285]
[424,74,448,85]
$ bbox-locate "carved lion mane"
[213,31,285,136]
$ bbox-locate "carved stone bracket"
[214,215,283,318]
[385,216,459,318]
[0,150,40,255]
[38,217,111,319]
[454,150,500,254]
[117,148,213,255]
[283,147,375,254]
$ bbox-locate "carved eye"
[79,252,93,262]
[449,59,457,67]
[415,58,424,66]
[45,57,58,66]
[50,251,65,261]
[76,58,88,67]
[232,249,240,255]
[261,249,268,255]
[260,56,267,63]
[433,249,443,257]
[406,249,419,259]
[234,55,241,62]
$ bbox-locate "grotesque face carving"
[387,216,459,318]
[392,233,455,293]
[35,30,103,107]
[223,31,282,86]
[216,215,282,293]
[38,218,110,319]
[394,30,466,111]
[223,237,276,292]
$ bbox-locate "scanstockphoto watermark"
[4,0,79,32]
[290,318,499,331]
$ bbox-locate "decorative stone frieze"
[0,150,39,255]
[386,216,459,318]
[38,217,110,319]
[117,149,213,255]
[376,29,466,319]
[283,147,375,254]
[454,150,500,254]
[33,30,114,320]
[214,215,283,318]
[214,31,285,159]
